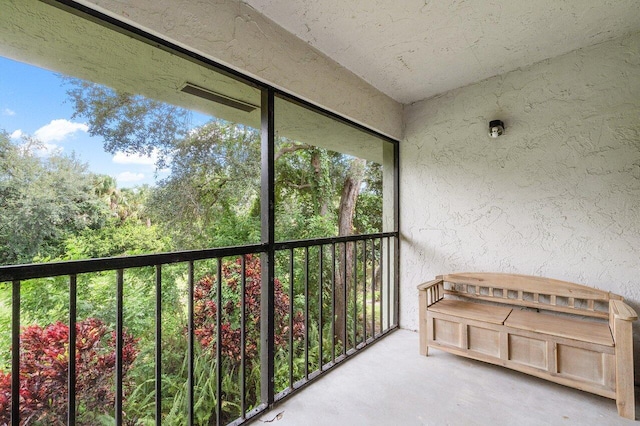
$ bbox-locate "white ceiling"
[243,0,640,104]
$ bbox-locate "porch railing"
[0,232,398,425]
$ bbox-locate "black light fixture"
[180,82,258,113]
[488,120,505,138]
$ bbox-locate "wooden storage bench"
[418,273,637,419]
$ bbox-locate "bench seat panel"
[428,299,512,325]
[504,309,613,347]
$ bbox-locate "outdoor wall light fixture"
[488,120,505,138]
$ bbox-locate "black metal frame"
[2,1,401,425]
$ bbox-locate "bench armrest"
[417,279,443,291]
[418,278,444,308]
[418,279,444,356]
[610,299,638,321]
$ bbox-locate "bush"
[193,254,304,365]
[0,318,139,425]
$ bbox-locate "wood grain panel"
[468,325,501,357]
[557,344,604,384]
[508,334,547,370]
[433,318,462,348]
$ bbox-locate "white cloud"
[34,119,88,143]
[10,129,23,139]
[117,171,145,183]
[113,152,156,166]
[3,108,15,116]
[113,148,167,167]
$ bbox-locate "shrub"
[193,254,304,365]
[0,318,139,425]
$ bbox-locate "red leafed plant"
[0,318,139,425]
[193,254,304,364]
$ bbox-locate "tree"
[65,79,189,168]
[333,158,367,343]
[0,132,109,265]
[63,77,384,349]
[147,120,262,249]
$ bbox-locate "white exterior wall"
[78,0,402,140]
[401,32,640,376]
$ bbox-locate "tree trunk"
[335,158,366,345]
[311,149,329,217]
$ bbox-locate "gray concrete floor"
[258,329,638,425]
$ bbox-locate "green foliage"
[354,162,383,234]
[65,78,189,167]
[274,144,348,240]
[0,132,110,265]
[148,120,262,249]
[62,219,171,259]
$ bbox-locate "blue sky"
[0,56,208,188]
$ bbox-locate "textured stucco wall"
[76,0,402,140]
[401,32,640,375]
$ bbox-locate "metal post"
[68,275,77,426]
[288,249,294,389]
[260,88,275,405]
[240,256,247,418]
[11,280,20,425]
[318,245,323,370]
[304,247,309,379]
[155,266,162,426]
[115,270,124,425]
[331,243,336,363]
[187,262,194,426]
[363,240,367,340]
[216,259,223,425]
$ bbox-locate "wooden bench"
[418,273,637,419]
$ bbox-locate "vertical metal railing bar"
[352,242,357,349]
[216,258,223,426]
[318,245,323,372]
[342,242,347,356]
[288,249,294,390]
[378,237,383,336]
[386,237,391,331]
[11,280,20,426]
[330,243,336,364]
[371,240,375,340]
[68,274,77,426]
[363,239,367,341]
[260,87,276,407]
[154,265,162,426]
[115,269,124,425]
[394,140,400,328]
[240,255,247,419]
[303,246,309,380]
[394,236,400,327]
[187,261,194,426]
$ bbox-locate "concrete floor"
[258,329,638,425]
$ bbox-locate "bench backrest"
[438,272,621,319]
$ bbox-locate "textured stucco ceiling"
[1,0,388,162]
[243,0,640,104]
